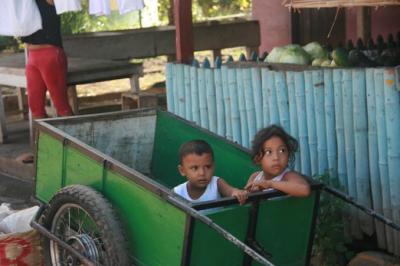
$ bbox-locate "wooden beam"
[174,0,194,63]
[357,7,371,42]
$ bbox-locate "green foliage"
[312,174,354,266]
[60,0,140,35]
[0,37,21,52]
[157,0,251,24]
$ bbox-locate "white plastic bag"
[54,0,82,15]
[0,206,39,234]
[0,0,43,37]
[0,203,13,223]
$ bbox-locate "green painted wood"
[103,171,186,266]
[151,111,258,188]
[190,206,250,266]
[253,192,317,266]
[35,132,64,202]
[64,146,103,191]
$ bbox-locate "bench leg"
[130,75,140,93]
[67,85,79,115]
[212,49,222,63]
[16,87,28,120]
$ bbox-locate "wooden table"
[0,53,143,143]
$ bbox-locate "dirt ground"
[76,47,246,97]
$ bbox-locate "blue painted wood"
[228,68,241,143]
[312,70,328,175]
[250,51,258,62]
[215,57,222,68]
[236,68,249,147]
[266,70,280,125]
[294,72,311,176]
[366,68,386,249]
[286,71,301,171]
[214,58,225,136]
[165,63,175,113]
[304,71,318,176]
[324,69,337,179]
[183,64,192,120]
[205,65,217,133]
[190,62,200,125]
[197,62,209,128]
[251,67,263,131]
[221,64,232,140]
[261,68,270,127]
[172,64,180,115]
[383,68,400,255]
[353,69,374,235]
[275,71,290,132]
[342,69,363,238]
[333,69,347,190]
[176,63,185,117]
[374,68,394,253]
[243,67,257,145]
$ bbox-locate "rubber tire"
[39,185,131,266]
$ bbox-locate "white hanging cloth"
[0,0,42,37]
[53,0,82,15]
[89,0,111,16]
[117,0,144,14]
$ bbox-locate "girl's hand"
[244,180,272,192]
[231,189,248,205]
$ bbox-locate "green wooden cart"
[31,108,321,266]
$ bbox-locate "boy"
[173,140,248,204]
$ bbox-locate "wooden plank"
[283,0,400,8]
[62,20,261,60]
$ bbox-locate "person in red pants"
[18,0,73,163]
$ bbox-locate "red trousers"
[26,46,72,118]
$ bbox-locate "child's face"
[178,153,214,189]
[258,136,289,178]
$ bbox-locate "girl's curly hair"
[251,125,298,165]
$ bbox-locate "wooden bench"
[0,53,142,143]
[63,19,261,61]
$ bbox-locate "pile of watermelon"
[264,32,400,68]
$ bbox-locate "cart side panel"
[189,206,250,266]
[64,146,103,191]
[104,171,187,266]
[55,115,156,174]
[151,111,257,188]
[253,192,318,266]
[36,132,64,202]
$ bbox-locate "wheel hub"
[66,234,99,263]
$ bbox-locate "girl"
[244,125,310,197]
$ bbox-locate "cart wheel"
[39,185,131,266]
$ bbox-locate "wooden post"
[357,7,371,42]
[174,0,194,64]
[0,88,8,143]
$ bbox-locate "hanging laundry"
[89,0,111,16]
[0,0,42,37]
[53,0,82,15]
[117,0,144,14]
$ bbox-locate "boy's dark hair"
[179,140,214,164]
[251,125,298,164]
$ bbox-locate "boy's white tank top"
[173,176,220,202]
[254,168,290,191]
